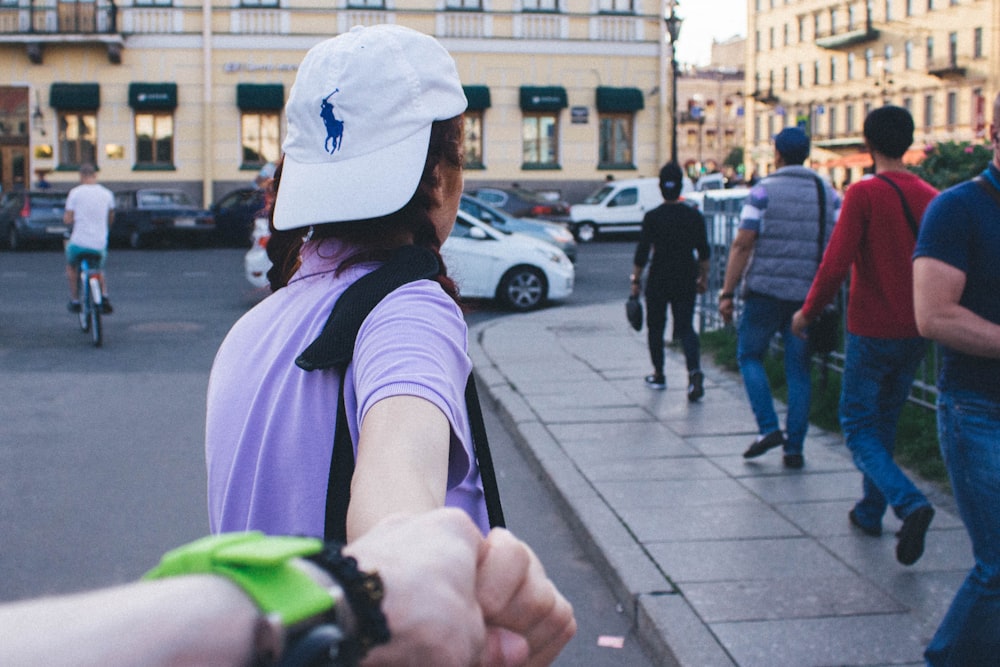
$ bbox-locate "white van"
[568,176,694,242]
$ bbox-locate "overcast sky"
[672,0,747,66]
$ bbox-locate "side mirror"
[469,226,489,240]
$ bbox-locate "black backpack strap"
[875,174,920,237]
[295,245,504,541]
[811,174,827,266]
[973,174,1000,208]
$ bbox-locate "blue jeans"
[736,294,810,454]
[840,333,929,529]
[925,390,1000,666]
[645,290,700,374]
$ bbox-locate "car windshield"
[30,194,67,209]
[581,185,614,205]
[138,190,193,208]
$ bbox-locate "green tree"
[723,146,743,171]
[910,141,992,190]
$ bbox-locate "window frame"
[134,110,175,170]
[57,110,98,170]
[521,111,560,169]
[240,110,281,170]
[598,111,636,169]
[463,110,486,169]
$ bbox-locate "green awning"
[463,85,491,111]
[49,83,100,111]
[128,83,178,111]
[519,86,567,111]
[237,83,285,111]
[596,86,644,112]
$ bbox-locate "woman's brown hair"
[265,115,464,300]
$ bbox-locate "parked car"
[110,189,215,249]
[0,190,68,250]
[245,209,574,311]
[466,186,570,223]
[459,193,577,263]
[211,186,267,247]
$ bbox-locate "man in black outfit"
[630,162,710,400]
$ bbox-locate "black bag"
[807,175,842,356]
[626,294,643,331]
[296,245,505,542]
[808,303,841,355]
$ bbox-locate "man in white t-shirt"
[64,163,115,313]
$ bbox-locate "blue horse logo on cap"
[320,89,344,154]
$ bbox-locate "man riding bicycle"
[64,163,115,314]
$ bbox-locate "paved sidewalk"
[469,301,970,667]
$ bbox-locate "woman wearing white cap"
[206,26,489,543]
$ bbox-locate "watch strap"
[144,532,335,626]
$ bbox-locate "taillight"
[257,234,270,249]
[20,198,30,218]
[530,205,547,216]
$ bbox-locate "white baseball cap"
[272,24,468,231]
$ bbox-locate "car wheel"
[129,229,144,249]
[497,265,547,311]
[574,222,597,243]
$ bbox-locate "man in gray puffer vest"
[717,127,840,469]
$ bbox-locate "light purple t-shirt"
[206,239,487,537]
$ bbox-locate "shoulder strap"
[973,174,1000,208]
[295,245,505,542]
[811,174,827,266]
[874,174,920,238]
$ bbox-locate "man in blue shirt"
[913,91,1000,666]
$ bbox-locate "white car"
[244,209,575,311]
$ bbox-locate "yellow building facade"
[0,0,678,205]
[746,0,999,186]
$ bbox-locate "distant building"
[0,1,679,204]
[746,0,995,187]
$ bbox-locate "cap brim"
[272,125,431,231]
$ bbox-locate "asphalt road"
[0,239,652,664]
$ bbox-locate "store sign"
[571,106,589,124]
[223,63,298,73]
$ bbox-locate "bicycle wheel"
[89,276,103,347]
[78,269,90,332]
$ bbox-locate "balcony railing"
[0,0,118,35]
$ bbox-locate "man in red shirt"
[792,105,938,566]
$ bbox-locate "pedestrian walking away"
[630,161,710,400]
[64,163,115,315]
[913,90,1000,667]
[718,127,841,469]
[791,105,938,564]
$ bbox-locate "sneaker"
[644,374,666,390]
[67,300,81,313]
[101,298,113,315]
[743,430,785,459]
[848,508,882,537]
[896,505,934,566]
[687,370,704,402]
[783,454,805,469]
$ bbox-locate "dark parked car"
[466,186,570,223]
[111,189,215,248]
[0,190,68,250]
[210,186,267,247]
[459,193,577,263]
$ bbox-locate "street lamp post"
[665,1,683,164]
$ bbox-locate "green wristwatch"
[144,532,334,626]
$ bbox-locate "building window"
[755,30,761,52]
[135,0,172,5]
[814,60,821,85]
[241,112,280,167]
[829,7,837,34]
[522,114,559,166]
[926,36,934,64]
[830,56,837,83]
[448,0,483,7]
[769,26,775,50]
[847,52,855,79]
[885,0,893,21]
[926,0,932,9]
[58,112,97,169]
[240,0,278,6]
[783,23,789,46]
[464,111,485,168]
[848,4,856,29]
[948,31,958,66]
[522,0,558,11]
[828,105,838,138]
[798,63,805,87]
[946,91,957,127]
[813,13,820,39]
[599,113,635,167]
[903,97,913,114]
[135,113,173,167]
[347,0,385,7]
[974,27,983,59]
[685,128,697,148]
[865,48,874,76]
[783,66,789,91]
[846,104,855,133]
[905,40,913,69]
[598,0,633,11]
[797,15,805,42]
[923,94,934,130]
[905,0,912,16]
